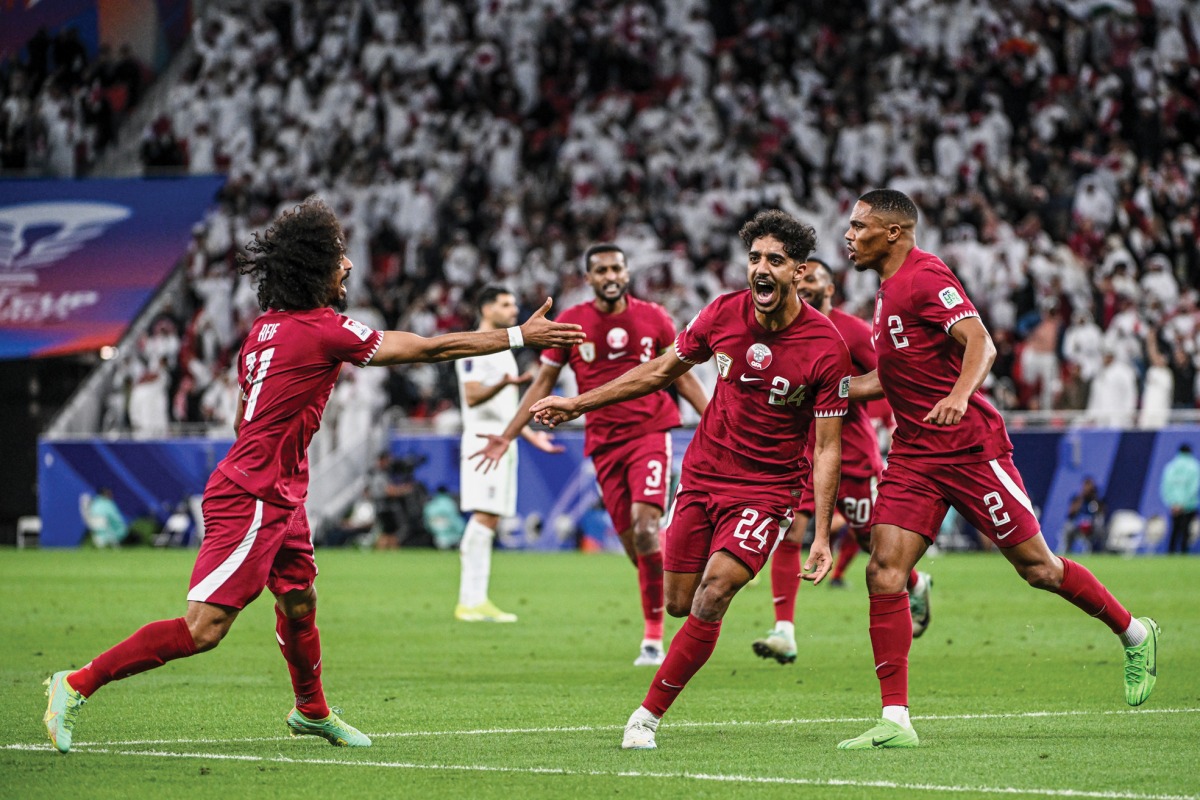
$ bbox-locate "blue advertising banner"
[0,177,224,360]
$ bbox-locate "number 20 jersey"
[674,290,850,495]
[872,247,1011,464]
[218,307,383,507]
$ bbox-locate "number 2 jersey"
[872,247,1011,463]
[674,290,850,495]
[218,307,383,507]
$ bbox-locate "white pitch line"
[28,747,1200,800]
[14,706,1194,750]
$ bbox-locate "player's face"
[482,293,519,328]
[746,235,805,315]
[845,201,890,273]
[585,251,629,305]
[330,254,351,312]
[798,262,833,311]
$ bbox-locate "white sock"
[458,517,495,607]
[630,706,660,729]
[775,620,795,637]
[1119,617,1147,647]
[882,705,911,727]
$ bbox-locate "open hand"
[469,433,512,473]
[521,298,586,349]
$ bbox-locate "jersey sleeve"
[458,352,507,386]
[325,314,384,367]
[812,336,852,418]
[842,316,878,373]
[912,265,980,335]
[674,301,718,364]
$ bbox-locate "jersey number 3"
[242,347,276,422]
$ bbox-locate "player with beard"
[528,210,850,750]
[751,259,931,667]
[474,244,708,666]
[837,189,1159,750]
[42,198,585,753]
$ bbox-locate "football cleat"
[454,600,517,623]
[910,572,932,639]
[837,718,920,750]
[752,627,797,665]
[43,670,86,754]
[621,711,658,750]
[286,707,371,747]
[633,641,665,666]
[1123,617,1160,707]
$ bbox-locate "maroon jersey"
[218,307,383,506]
[674,290,850,494]
[872,247,1011,463]
[801,307,884,480]
[541,295,681,456]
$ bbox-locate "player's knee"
[189,621,230,652]
[665,598,691,618]
[691,579,736,620]
[864,557,906,592]
[1020,561,1061,591]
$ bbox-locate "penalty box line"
[29,746,1200,800]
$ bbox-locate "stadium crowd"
[17,0,1200,431]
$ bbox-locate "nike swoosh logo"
[872,734,898,747]
[661,679,682,689]
[739,375,763,383]
[996,527,1016,539]
[608,351,626,359]
[652,607,664,614]
[875,661,889,671]
[643,489,664,496]
[772,595,787,604]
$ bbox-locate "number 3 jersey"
[872,247,1011,463]
[218,307,383,507]
[674,290,850,495]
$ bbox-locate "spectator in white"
[200,367,239,431]
[1063,310,1106,382]
[1104,293,1145,367]
[1073,174,1116,229]
[1139,333,1174,430]
[128,358,171,435]
[1086,347,1139,427]
[1141,254,1180,311]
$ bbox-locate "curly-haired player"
[42,198,584,754]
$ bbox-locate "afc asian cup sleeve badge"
[746,342,773,370]
[606,327,629,350]
[839,376,851,398]
[579,342,596,362]
[939,286,964,309]
[342,318,374,341]
[715,352,732,379]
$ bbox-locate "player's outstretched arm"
[470,361,564,473]
[848,370,884,402]
[368,299,584,366]
[802,415,842,585]
[531,350,693,428]
[924,316,996,426]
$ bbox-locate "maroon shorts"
[871,453,1040,547]
[591,432,673,533]
[662,483,794,576]
[187,472,317,609]
[795,473,877,536]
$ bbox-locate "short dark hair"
[582,243,625,271]
[476,285,514,311]
[237,197,345,311]
[738,209,817,262]
[806,257,832,280]
[857,189,919,225]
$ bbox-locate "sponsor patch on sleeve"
[839,376,851,398]
[939,287,964,309]
[342,318,374,342]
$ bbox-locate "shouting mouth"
[752,275,777,306]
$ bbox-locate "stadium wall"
[37,427,1200,552]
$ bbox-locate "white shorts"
[460,433,517,517]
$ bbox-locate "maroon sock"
[636,552,665,641]
[831,534,860,580]
[1055,558,1132,634]
[771,540,802,623]
[907,569,919,590]
[869,592,911,707]
[68,617,197,698]
[276,607,329,719]
[641,615,721,717]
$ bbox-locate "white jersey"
[455,349,520,435]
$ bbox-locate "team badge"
[839,376,851,398]
[746,343,773,370]
[715,352,732,379]
[579,342,595,362]
[607,327,629,349]
[939,286,964,309]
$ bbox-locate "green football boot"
[286,707,372,747]
[43,670,87,754]
[1124,617,1160,707]
[837,718,920,750]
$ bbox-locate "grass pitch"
[1,548,1196,799]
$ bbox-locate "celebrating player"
[42,198,584,754]
[454,286,564,623]
[473,244,708,666]
[751,259,931,666]
[530,210,850,750]
[837,189,1160,750]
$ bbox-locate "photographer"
[369,452,430,549]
